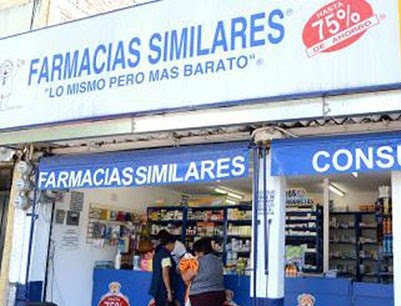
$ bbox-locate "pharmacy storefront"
[270,132,401,305]
[1,0,401,306]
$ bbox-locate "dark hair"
[193,238,213,255]
[157,229,170,240]
[160,233,176,246]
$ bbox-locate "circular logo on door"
[98,282,130,306]
[297,293,316,306]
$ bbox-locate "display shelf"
[87,203,142,247]
[227,220,252,225]
[189,206,225,210]
[360,257,377,262]
[286,235,317,240]
[360,242,378,245]
[285,211,319,216]
[147,203,252,275]
[329,211,381,282]
[375,197,393,284]
[331,211,375,215]
[330,241,355,245]
[186,219,225,223]
[149,219,183,223]
[286,218,317,223]
[330,227,355,230]
[330,195,393,284]
[286,227,317,231]
[186,235,224,239]
[286,204,323,274]
[148,206,184,210]
[330,257,356,261]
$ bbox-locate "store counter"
[92,269,394,306]
[91,269,249,305]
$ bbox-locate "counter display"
[92,269,394,306]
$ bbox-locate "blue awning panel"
[38,142,250,190]
[271,131,401,176]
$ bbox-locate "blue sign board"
[271,131,401,176]
[38,142,249,190]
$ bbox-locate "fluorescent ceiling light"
[214,187,243,200]
[329,184,345,197]
[226,199,237,205]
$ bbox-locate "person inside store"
[181,238,225,306]
[157,229,187,265]
[149,234,177,306]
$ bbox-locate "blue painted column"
[251,148,286,305]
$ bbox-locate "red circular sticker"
[98,282,130,306]
[98,295,130,306]
[303,0,378,57]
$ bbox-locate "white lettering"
[312,151,330,173]
[355,147,374,170]
[57,171,69,188]
[93,168,105,186]
[167,164,173,182]
[172,164,184,182]
[135,166,147,185]
[333,149,353,171]
[151,164,168,183]
[216,157,230,178]
[80,169,93,187]
[108,168,121,186]
[185,162,200,181]
[231,155,246,176]
[121,167,134,186]
[69,170,82,188]
[45,172,56,189]
[200,160,216,180]
[376,146,394,168]
[397,145,401,166]
[38,171,49,188]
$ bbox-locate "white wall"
[308,191,378,211]
[44,187,181,306]
[330,191,378,211]
[30,202,53,282]
[0,1,32,37]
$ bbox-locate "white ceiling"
[288,172,391,194]
[166,177,252,196]
[165,171,391,196]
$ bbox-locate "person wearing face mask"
[181,238,225,306]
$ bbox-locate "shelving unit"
[375,196,393,284]
[147,206,186,240]
[87,203,141,248]
[286,204,323,273]
[330,211,379,282]
[146,203,252,274]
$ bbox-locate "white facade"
[0,1,400,306]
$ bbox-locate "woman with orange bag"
[180,238,226,306]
